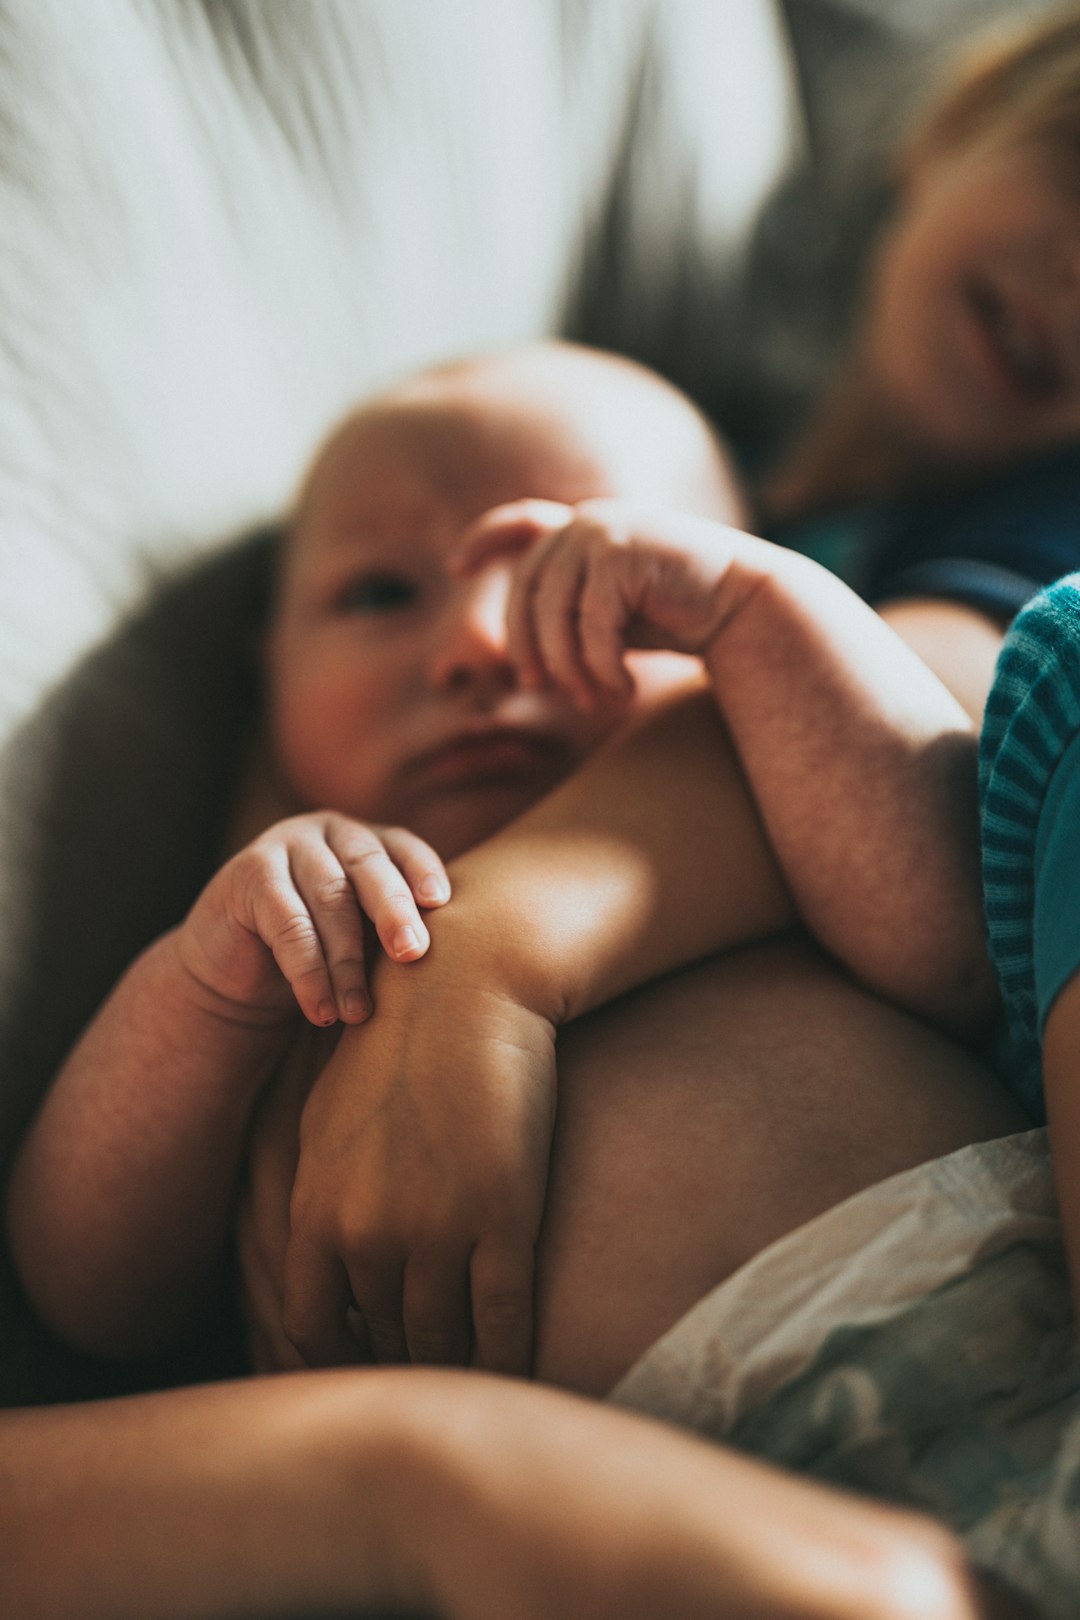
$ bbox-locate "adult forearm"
[0,1371,1037,1620]
[6,930,293,1358]
[436,686,794,1024]
[409,1374,1005,1620]
[0,1377,412,1620]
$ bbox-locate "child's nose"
[430,566,514,692]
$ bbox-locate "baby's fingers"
[527,538,600,704]
[288,833,374,1023]
[452,498,573,576]
[576,563,636,696]
[247,854,346,1027]
[326,817,448,973]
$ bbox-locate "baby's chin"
[415,775,570,860]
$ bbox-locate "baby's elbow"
[13,1265,167,1364]
[9,1226,196,1364]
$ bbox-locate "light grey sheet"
[613,1129,1080,1619]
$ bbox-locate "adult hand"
[281,954,558,1374]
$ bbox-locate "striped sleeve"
[980,573,1080,1121]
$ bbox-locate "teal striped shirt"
[980,573,1080,1121]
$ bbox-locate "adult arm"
[0,1368,1035,1620]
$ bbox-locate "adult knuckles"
[279,1301,320,1359]
[473,1283,532,1338]
[405,1322,465,1366]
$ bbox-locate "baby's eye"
[334,571,419,614]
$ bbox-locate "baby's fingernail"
[393,925,423,959]
[316,998,337,1025]
[417,875,450,903]
[343,988,370,1021]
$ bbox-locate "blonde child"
[761,6,1080,722]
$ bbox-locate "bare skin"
[0,1366,1036,1620]
[0,345,1033,1620]
[240,933,1026,1399]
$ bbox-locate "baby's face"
[863,138,1080,464]
[268,390,692,858]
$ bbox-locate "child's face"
[269,390,692,858]
[864,139,1080,463]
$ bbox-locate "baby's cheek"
[271,701,347,807]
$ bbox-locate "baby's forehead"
[305,386,610,526]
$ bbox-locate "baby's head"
[858,7,1080,465]
[268,341,740,857]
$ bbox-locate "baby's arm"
[5,813,449,1359]
[459,500,995,1036]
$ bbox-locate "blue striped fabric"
[980,574,1080,1121]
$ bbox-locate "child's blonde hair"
[898,6,1080,178]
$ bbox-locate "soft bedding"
[613,1129,1080,1619]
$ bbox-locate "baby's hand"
[178,813,450,1027]
[454,498,752,706]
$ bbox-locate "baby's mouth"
[405,727,573,791]
[965,277,1066,402]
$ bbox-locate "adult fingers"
[401,1251,472,1367]
[281,1233,366,1368]
[469,1235,535,1378]
[343,1253,409,1364]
